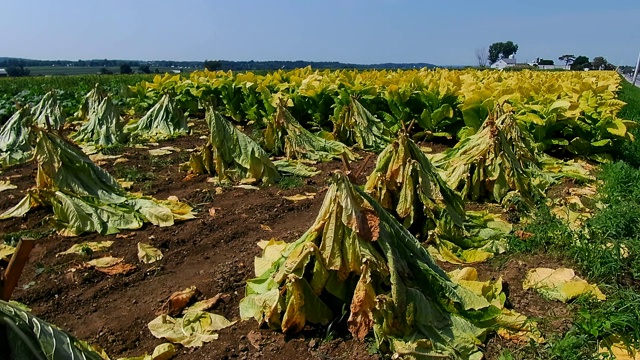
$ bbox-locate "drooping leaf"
[72,95,126,147]
[32,92,65,130]
[189,108,280,184]
[0,300,105,360]
[241,173,527,359]
[431,106,547,205]
[125,94,189,141]
[0,107,35,168]
[265,104,358,162]
[0,129,195,235]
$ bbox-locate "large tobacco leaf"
[189,107,280,184]
[431,106,547,205]
[0,107,35,168]
[0,130,194,236]
[240,173,530,359]
[0,300,105,360]
[125,94,188,141]
[72,94,125,147]
[32,92,65,130]
[264,104,357,162]
[365,134,510,264]
[332,97,390,152]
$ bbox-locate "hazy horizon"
[2,0,639,66]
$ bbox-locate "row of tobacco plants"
[0,69,638,359]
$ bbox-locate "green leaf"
[0,300,105,360]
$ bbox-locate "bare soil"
[0,131,575,360]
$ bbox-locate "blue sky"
[2,0,639,66]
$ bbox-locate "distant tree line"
[0,57,437,75]
[204,60,436,71]
[0,58,202,69]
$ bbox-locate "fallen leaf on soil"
[551,206,591,230]
[149,149,173,156]
[138,243,163,264]
[260,224,272,232]
[0,180,17,192]
[208,208,216,217]
[162,286,199,316]
[114,157,129,165]
[514,230,533,240]
[496,308,545,344]
[523,267,606,302]
[184,294,222,313]
[95,263,137,276]
[569,185,597,197]
[240,178,258,185]
[147,142,160,146]
[148,310,234,348]
[166,195,179,202]
[283,193,316,202]
[80,144,98,155]
[87,256,124,268]
[598,335,640,360]
[247,331,262,350]
[134,144,149,149]
[182,173,197,182]
[117,342,176,360]
[0,244,16,261]
[117,179,134,190]
[448,267,544,344]
[57,241,114,256]
[234,184,260,190]
[206,177,217,183]
[161,146,181,152]
[89,153,122,162]
[116,233,135,239]
[215,187,223,194]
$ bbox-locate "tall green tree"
[591,56,614,70]
[138,64,151,74]
[571,56,590,70]
[488,41,519,63]
[119,64,133,74]
[559,54,575,68]
[204,60,222,71]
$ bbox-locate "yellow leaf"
[283,193,316,202]
[523,268,606,302]
[138,243,164,264]
[87,256,124,268]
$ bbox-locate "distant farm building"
[490,58,517,70]
[0,69,8,77]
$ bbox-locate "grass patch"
[100,144,125,155]
[278,175,303,190]
[617,77,640,166]
[113,164,156,183]
[3,228,52,247]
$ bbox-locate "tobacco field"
[1,68,640,360]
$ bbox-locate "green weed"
[3,229,51,247]
[278,175,303,190]
[113,165,156,183]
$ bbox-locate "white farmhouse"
[490,58,517,70]
[0,68,7,77]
